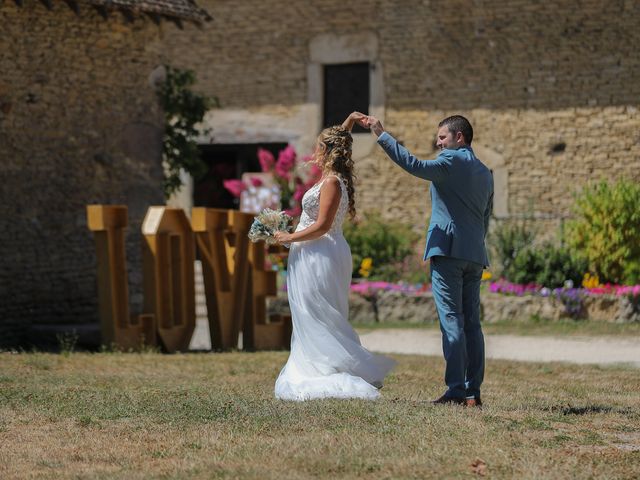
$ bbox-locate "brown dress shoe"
[431,394,466,405]
[465,397,483,408]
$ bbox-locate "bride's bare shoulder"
[322,175,341,187]
[319,175,342,201]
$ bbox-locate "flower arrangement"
[248,209,293,245]
[224,145,322,217]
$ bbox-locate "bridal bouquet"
[248,208,293,245]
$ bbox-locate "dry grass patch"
[1,351,639,479]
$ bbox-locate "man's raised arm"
[367,116,451,182]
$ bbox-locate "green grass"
[354,317,640,337]
[1,351,639,479]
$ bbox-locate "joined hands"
[342,112,385,137]
[275,113,387,247]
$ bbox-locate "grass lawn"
[1,351,639,479]
[354,318,640,338]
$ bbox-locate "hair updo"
[316,125,356,220]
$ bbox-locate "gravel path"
[190,317,640,367]
[359,329,640,368]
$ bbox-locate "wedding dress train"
[274,176,396,401]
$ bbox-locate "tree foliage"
[156,66,216,199]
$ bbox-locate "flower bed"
[487,280,640,320]
[349,281,429,297]
[268,280,640,324]
[346,280,640,324]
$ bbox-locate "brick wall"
[160,0,640,232]
[0,1,167,347]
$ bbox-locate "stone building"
[2,0,639,348]
[160,0,639,234]
[0,0,208,348]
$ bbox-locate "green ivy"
[156,66,217,199]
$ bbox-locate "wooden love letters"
[87,204,291,352]
[86,205,156,350]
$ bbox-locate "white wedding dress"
[275,175,396,401]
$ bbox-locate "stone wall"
[160,0,640,237]
[348,291,639,325]
[269,290,639,324]
[0,1,168,347]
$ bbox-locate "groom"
[366,114,493,407]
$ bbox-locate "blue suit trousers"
[430,256,485,399]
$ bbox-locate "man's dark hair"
[439,115,473,145]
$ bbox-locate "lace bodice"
[296,175,349,236]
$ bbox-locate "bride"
[273,112,396,401]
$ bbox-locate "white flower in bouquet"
[248,208,293,245]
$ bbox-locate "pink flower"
[222,179,247,198]
[249,177,263,187]
[275,165,291,181]
[258,148,275,172]
[284,205,302,217]
[350,283,371,295]
[616,285,640,297]
[293,184,306,203]
[275,145,296,178]
[309,163,323,182]
[487,279,540,296]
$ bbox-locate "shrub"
[388,255,431,285]
[565,179,640,285]
[488,220,537,278]
[344,212,420,282]
[509,243,588,289]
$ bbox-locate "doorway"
[194,143,288,209]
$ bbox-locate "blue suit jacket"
[377,132,493,267]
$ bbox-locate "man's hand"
[367,116,385,137]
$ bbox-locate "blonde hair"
[316,125,356,220]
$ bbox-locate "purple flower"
[554,287,585,318]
